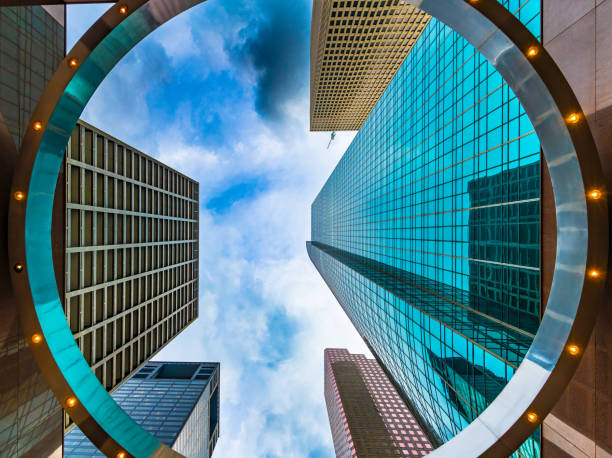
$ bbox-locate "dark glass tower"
[64,361,220,457]
[0,5,65,149]
[308,1,542,457]
[0,5,66,456]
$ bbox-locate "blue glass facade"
[308,1,541,456]
[64,362,220,457]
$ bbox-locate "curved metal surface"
[7,1,204,457]
[5,0,608,457]
[407,0,608,456]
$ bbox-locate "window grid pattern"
[325,349,433,457]
[64,362,219,458]
[63,121,199,431]
[0,6,64,148]
[310,0,430,131]
[309,2,541,457]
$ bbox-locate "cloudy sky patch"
[68,2,369,456]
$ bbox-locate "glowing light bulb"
[566,113,580,124]
[526,412,538,423]
[14,264,23,273]
[117,452,126,458]
[66,397,77,408]
[14,191,24,201]
[119,5,128,14]
[589,189,602,200]
[68,57,79,68]
[526,46,539,58]
[31,334,42,344]
[567,345,580,356]
[589,269,600,278]
[33,121,43,131]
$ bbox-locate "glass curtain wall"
[308,1,541,456]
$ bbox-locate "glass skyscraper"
[0,5,64,149]
[64,361,220,458]
[308,1,542,456]
[0,5,66,456]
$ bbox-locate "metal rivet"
[14,264,24,273]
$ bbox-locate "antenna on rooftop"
[327,131,336,149]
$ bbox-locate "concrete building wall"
[62,120,200,432]
[542,1,612,457]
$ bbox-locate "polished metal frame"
[7,2,204,457]
[389,1,608,456]
[5,0,608,456]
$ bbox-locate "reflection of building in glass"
[310,0,430,131]
[427,350,504,425]
[64,361,220,457]
[467,162,540,334]
[0,6,65,148]
[427,351,539,458]
[308,1,542,457]
[324,349,433,457]
[0,5,65,456]
[63,119,200,431]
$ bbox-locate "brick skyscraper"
[324,348,433,457]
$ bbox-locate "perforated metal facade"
[310,0,430,131]
[63,120,200,431]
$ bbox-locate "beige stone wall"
[542,1,612,456]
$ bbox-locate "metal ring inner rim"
[6,0,608,457]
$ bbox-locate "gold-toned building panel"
[63,120,200,432]
[310,0,430,131]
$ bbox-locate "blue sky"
[67,2,370,456]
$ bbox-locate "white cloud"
[151,115,368,457]
[68,3,369,457]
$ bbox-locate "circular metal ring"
[8,1,204,456]
[6,0,608,457]
[405,1,608,456]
